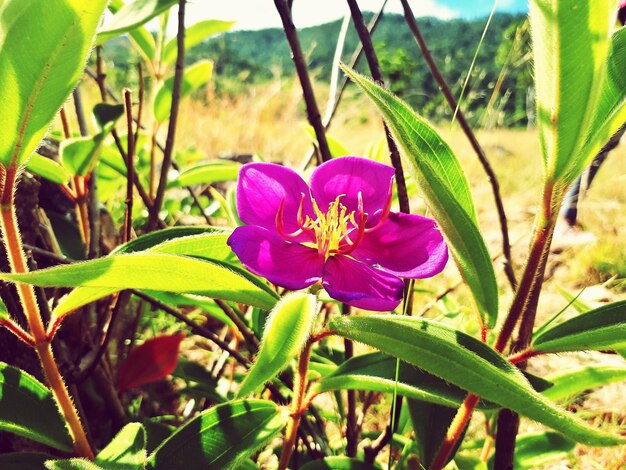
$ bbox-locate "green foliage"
[147,400,288,469]
[544,366,626,403]
[314,352,491,410]
[0,252,278,314]
[98,0,178,43]
[26,153,71,184]
[532,300,626,353]
[238,292,318,397]
[95,423,147,469]
[489,432,575,469]
[328,315,624,446]
[0,0,107,166]
[530,0,626,184]
[342,65,498,327]
[0,362,72,451]
[167,161,241,188]
[162,20,235,66]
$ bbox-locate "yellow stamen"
[304,195,355,258]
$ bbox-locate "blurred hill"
[105,12,531,126]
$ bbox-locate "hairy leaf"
[162,20,235,65]
[237,292,318,397]
[328,315,623,446]
[0,0,107,166]
[342,65,498,327]
[148,400,287,469]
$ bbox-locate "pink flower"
[227,157,448,311]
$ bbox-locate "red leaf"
[117,333,186,392]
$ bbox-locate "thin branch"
[274,0,332,164]
[132,290,251,367]
[302,2,388,170]
[214,299,259,352]
[123,89,135,243]
[400,0,516,290]
[72,88,89,137]
[346,0,409,214]
[73,291,130,383]
[149,0,186,229]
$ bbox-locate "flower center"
[303,195,360,257]
[275,187,393,259]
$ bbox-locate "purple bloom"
[227,157,448,311]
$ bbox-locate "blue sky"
[181,0,528,31]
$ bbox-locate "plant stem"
[346,0,410,214]
[149,0,186,229]
[429,394,480,470]
[274,0,332,164]
[278,339,314,470]
[494,182,560,353]
[0,165,93,459]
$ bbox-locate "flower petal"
[322,255,404,311]
[309,157,394,227]
[228,226,324,290]
[236,163,314,238]
[351,212,448,278]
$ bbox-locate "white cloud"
[182,0,459,32]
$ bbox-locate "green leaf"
[543,366,626,403]
[168,161,241,188]
[45,460,103,470]
[98,0,178,42]
[488,432,575,469]
[0,253,278,317]
[26,154,71,184]
[111,226,222,255]
[0,297,8,320]
[530,0,615,182]
[305,126,351,158]
[532,300,626,353]
[0,0,107,166]
[328,315,624,446]
[299,457,381,469]
[313,352,493,410]
[0,362,72,451]
[147,399,288,470]
[95,422,147,469]
[237,292,318,397]
[162,20,235,66]
[148,231,235,262]
[105,0,156,60]
[153,60,213,122]
[407,399,461,468]
[143,291,235,327]
[93,103,125,133]
[577,27,626,181]
[341,65,498,327]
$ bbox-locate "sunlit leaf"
[162,20,235,66]
[0,0,107,166]
[26,154,71,184]
[328,315,624,446]
[530,0,616,182]
[543,365,626,403]
[98,0,178,42]
[237,292,318,397]
[0,253,279,317]
[532,300,626,353]
[147,400,288,469]
[487,432,575,469]
[168,161,241,188]
[95,422,147,468]
[341,65,498,327]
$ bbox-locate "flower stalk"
[278,338,314,470]
[0,165,94,459]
